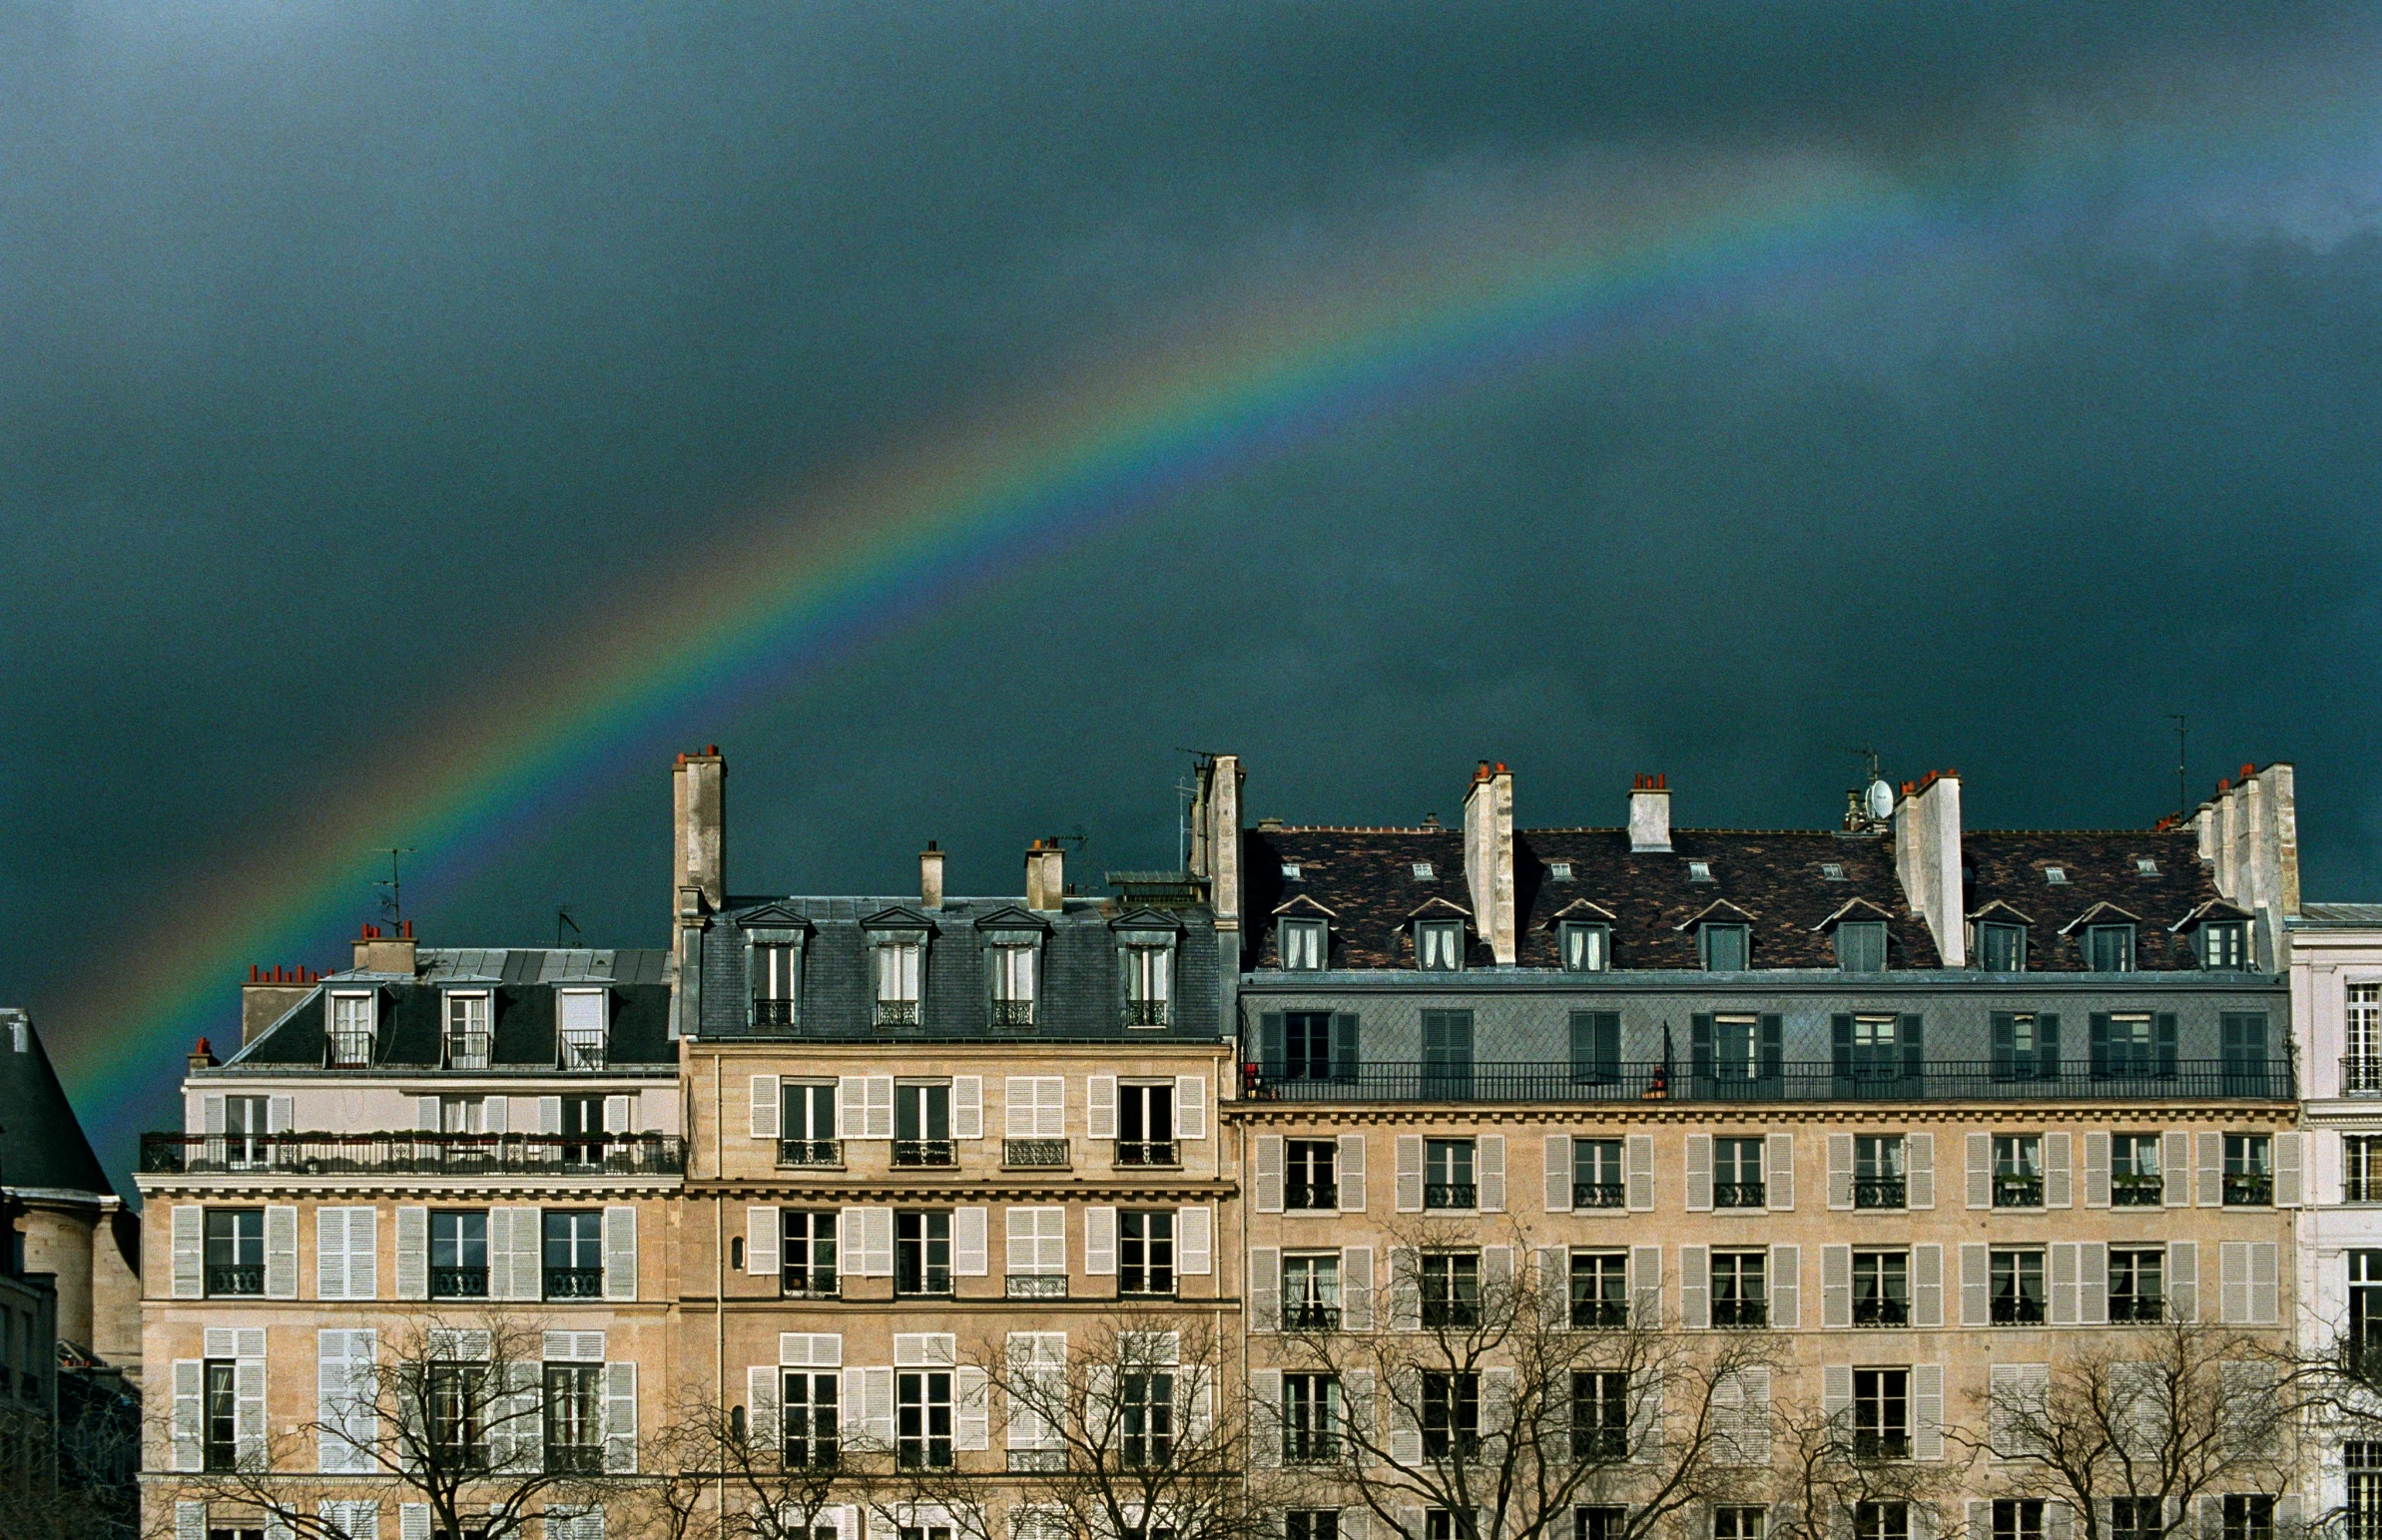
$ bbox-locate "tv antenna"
[2169,714,2188,822]
[374,848,417,927]
[555,906,582,947]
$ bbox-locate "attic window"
[558,989,608,1070]
[1415,919,1464,971]
[1547,862,1573,882]
[1412,862,1436,881]
[2135,858,2159,876]
[327,992,376,1068]
[1820,863,1846,882]
[1687,861,1714,883]
[1281,863,1303,881]
[2044,867,2069,884]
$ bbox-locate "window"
[2201,922,2248,969]
[2109,1500,2158,1540]
[1123,943,1172,1027]
[1122,1371,1173,1467]
[896,1211,952,1295]
[2223,1497,2274,1540]
[222,1095,271,1170]
[783,1210,839,1298]
[894,1083,954,1167]
[1570,1011,1620,1084]
[1836,921,1888,973]
[2225,1134,2274,1206]
[1120,1211,1174,1296]
[328,993,375,1067]
[1994,1135,2044,1208]
[1577,1512,1625,1540]
[1845,1015,1904,1080]
[204,1209,265,1296]
[989,942,1036,1029]
[2351,985,2382,1093]
[1005,1208,1065,1297]
[1855,1136,1906,1209]
[2355,1254,2382,1380]
[1570,1251,1627,1328]
[2223,1013,2271,1088]
[430,1211,490,1298]
[1416,919,1465,971]
[2354,1138,2382,1203]
[1574,1138,1624,1210]
[896,1367,953,1469]
[1688,861,1714,883]
[781,1082,838,1166]
[1968,920,2022,971]
[1117,1082,1177,1165]
[1288,1516,1340,1540]
[436,1095,494,1136]
[2109,1248,2165,1323]
[429,1360,489,1472]
[1548,861,1574,882]
[543,1362,603,1473]
[557,989,606,1069]
[2095,1013,2163,1078]
[1283,1373,1340,1462]
[2044,867,2068,884]
[1560,922,1609,972]
[1994,1501,2045,1540]
[1714,1138,1765,1208]
[875,936,923,1026]
[1284,1254,1341,1329]
[1821,862,1846,881]
[544,1211,602,1298]
[1700,923,1748,971]
[446,993,491,1068]
[1853,1252,1909,1326]
[1852,1369,1909,1459]
[1855,1507,1909,1540]
[784,1370,839,1468]
[1992,1012,2054,1080]
[1281,862,1303,881]
[1572,1369,1629,1458]
[2353,1443,2382,1540]
[1279,1012,1338,1082]
[558,1095,607,1166]
[204,1357,239,1470]
[1425,1140,1477,1209]
[1706,1014,1764,1081]
[1280,917,1327,970]
[1427,1516,1477,1540]
[1711,1251,1766,1328]
[2086,924,2136,972]
[1422,1371,1480,1459]
[2112,1134,2164,1206]
[752,940,799,1026]
[1423,1252,1482,1328]
[1423,1010,1474,1096]
[1286,1140,1338,1210]
[1413,861,1436,881]
[1991,1249,2048,1324]
[1715,1510,1766,1540]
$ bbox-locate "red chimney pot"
[2239,763,2255,779]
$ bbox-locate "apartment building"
[668,750,1238,1535]
[139,927,683,1540]
[1209,755,2304,1540]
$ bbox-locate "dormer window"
[2199,921,2248,970]
[444,992,491,1069]
[1699,924,1749,971]
[1122,943,1172,1028]
[752,941,800,1028]
[1835,921,1888,974]
[327,992,376,1068]
[2044,867,2068,884]
[1416,919,1464,972]
[2135,858,2159,876]
[2084,924,2136,973]
[1281,862,1303,881]
[988,941,1037,1029]
[1558,921,1609,973]
[1820,863,1846,882]
[875,936,924,1026]
[1979,922,2028,972]
[1413,862,1436,881]
[1548,861,1574,882]
[1279,917,1327,971]
[1687,861,1714,883]
[557,989,607,1070]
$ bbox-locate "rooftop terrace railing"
[140,1132,687,1177]
[1241,1060,2294,1104]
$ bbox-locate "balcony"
[782,1272,841,1300]
[1853,1296,1910,1327]
[1007,1274,1067,1299]
[1237,1059,2294,1104]
[1994,1176,2044,1210]
[990,1000,1036,1031]
[1283,1432,1341,1465]
[1573,1181,1625,1210]
[206,1266,264,1297]
[431,1266,489,1299]
[545,1268,604,1299]
[1854,1179,1906,1210]
[545,1444,603,1476]
[893,1140,956,1168]
[1425,1183,1477,1210]
[1285,1301,1343,1331]
[1124,1000,1169,1029]
[2347,1057,2382,1096]
[1009,1449,1066,1473]
[875,1000,920,1028]
[1713,1182,1765,1210]
[1115,1140,1179,1168]
[141,1132,687,1177]
[2112,1174,2164,1207]
[1422,1299,1481,1328]
[778,1139,842,1168]
[754,1000,797,1028]
[1004,1139,1069,1169]
[1286,1183,1339,1210]
[2109,1292,2165,1323]
[1572,1425,1628,1460]
[1571,1298,1628,1329]
[1991,1294,2048,1325]
[1853,1431,1911,1462]
[1712,1297,1768,1329]
[2224,1174,2274,1207]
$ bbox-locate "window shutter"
[1768,1132,1795,1210]
[395,1207,427,1300]
[1343,1246,1374,1330]
[1832,1014,1854,1078]
[2250,1242,2280,1323]
[604,1361,638,1473]
[1478,1134,1505,1213]
[1630,1366,1664,1462]
[2278,1133,2304,1207]
[598,1095,627,1134]
[1333,1012,1362,1079]
[837,1076,865,1140]
[1395,1135,1424,1213]
[1912,1244,1943,1326]
[1822,1362,1852,1425]
[1967,1132,1992,1209]
[236,1353,267,1467]
[1337,1134,1368,1211]
[1004,1078,1033,1138]
[485,1207,513,1300]
[749,1207,781,1277]
[839,1209,866,1276]
[1250,1368,1281,1467]
[1821,1244,1852,1328]
[319,1208,349,1301]
[1909,1132,1936,1208]
[2080,1243,2106,1325]
[1250,1248,1280,1332]
[511,1206,543,1300]
[1770,1244,1800,1327]
[1760,1013,1784,1079]
[748,1364,780,1447]
[172,1206,203,1298]
[1691,1013,1715,1078]
[603,1206,637,1301]
[1681,1245,1709,1329]
[178,1502,208,1540]
[2046,1132,2074,1208]
[2162,1131,2189,1206]
[1175,1076,1207,1140]
[864,1366,895,1449]
[400,1508,430,1540]
[1259,1013,1284,1069]
[172,1359,202,1470]
[1544,1134,1573,1213]
[1685,1134,1714,1213]
[1256,1136,1284,1214]
[344,1207,376,1300]
[865,1209,893,1277]
[1086,1207,1117,1275]
[415,1096,441,1133]
[1177,1205,1213,1276]
[1630,1245,1662,1326]
[952,1076,982,1140]
[2084,1132,2111,1208]
[1536,1246,1569,1329]
[2051,1242,2080,1325]
[269,1095,294,1134]
[2089,1012,2111,1077]
[2198,1132,2223,1207]
[957,1366,990,1450]
[538,1096,561,1135]
[1913,1363,1944,1460]
[1390,1248,1419,1330]
[201,1094,227,1137]
[1626,1134,1655,1212]
[955,1207,989,1277]
[1961,1244,1991,1326]
[1827,1135,1854,1210]
[1484,1245,1512,1314]
[751,1075,781,1138]
[1087,1076,1117,1140]
[2039,1013,2061,1078]
[2156,1013,2178,1077]
[2168,1240,2198,1321]
[1389,1369,1422,1464]
[865,1076,893,1139]
[1900,1014,1925,1080]
[266,1204,298,1298]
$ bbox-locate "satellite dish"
[1864,778,1895,821]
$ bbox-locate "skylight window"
[1687,860,1714,883]
[1547,861,1573,882]
[2044,867,2068,884]
[1412,861,1436,881]
[1821,863,1846,881]
[1281,862,1302,881]
[2135,858,2159,876]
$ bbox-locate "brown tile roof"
[1963,827,2218,970]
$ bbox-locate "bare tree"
[1969,1320,2300,1540]
[159,1311,620,1540]
[1765,1383,1971,1540]
[1265,1218,1780,1540]
[634,1385,869,1540]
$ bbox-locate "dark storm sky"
[6,3,2382,1176]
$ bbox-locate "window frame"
[1835,920,1888,974]
[2084,924,2137,973]
[1699,923,1749,971]
[443,991,492,1069]
[326,991,377,1068]
[1559,920,1610,973]
[1278,917,1328,971]
[556,988,608,1071]
[1415,919,1465,972]
[1979,921,2028,972]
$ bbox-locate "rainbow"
[45,72,2373,1167]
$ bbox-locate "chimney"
[188,1038,218,1073]
[351,921,419,976]
[1891,770,1967,966]
[1628,773,1672,853]
[1190,755,1244,927]
[920,841,945,909]
[1026,840,1064,912]
[672,746,727,918]
[2192,761,2298,970]
[243,963,320,1047]
[1464,761,1517,965]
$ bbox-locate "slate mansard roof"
[0,1009,116,1203]
[1242,822,2229,973]
[234,947,674,1069]
[696,893,1224,1040]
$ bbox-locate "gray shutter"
[1479,1134,1506,1213]
[2198,1132,2224,1207]
[1257,1136,1285,1214]
[1390,1248,1420,1330]
[1686,1135,1714,1213]
[2251,1242,2280,1323]
[603,1206,637,1301]
[1967,1132,1992,1209]
[1913,1244,1944,1327]
[172,1206,203,1298]
[2051,1242,2080,1325]
[2278,1133,2304,1207]
[1337,1133,1368,1211]
[2081,1243,2107,1325]
[1771,1244,1800,1327]
[1768,1132,1795,1210]
[749,1206,781,1277]
[1626,1134,1655,1212]
[2168,1241,2198,1321]
[2046,1132,2074,1208]
[1537,1247,1569,1329]
[1913,1363,1944,1460]
[1343,1246,1374,1330]
[1545,1134,1574,1214]
[1961,1244,1991,1326]
[395,1207,428,1300]
[1251,1369,1282,1468]
[1821,1245,1852,1328]
[603,1361,638,1473]
[1681,1246,1710,1329]
[266,1204,298,1298]
[1909,1132,1936,1209]
[2163,1130,2190,1206]
[1396,1135,1425,1213]
[1333,1012,1361,1079]
[1828,1135,1854,1210]
[2084,1132,2111,1208]
[1630,1246,1662,1326]
[2221,1243,2249,1323]
[1250,1248,1280,1332]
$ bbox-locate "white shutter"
[1631,1245,1662,1326]
[2199,1131,2224,1207]
[172,1359,203,1470]
[236,1353,267,1467]
[1681,1245,1709,1329]
[1175,1075,1207,1140]
[1342,1246,1374,1330]
[1086,1075,1117,1138]
[1478,1133,1505,1212]
[1544,1133,1573,1213]
[2250,1242,2280,1323]
[867,1075,895,1138]
[838,1076,865,1139]
[178,1502,209,1540]
[1822,1244,1852,1328]
[2081,1243,2107,1326]
[1251,1368,1282,1467]
[2221,1242,2251,1323]
[486,1207,513,1299]
[604,1206,637,1300]
[2046,1132,2074,1208]
[539,1096,561,1135]
[1686,1134,1714,1212]
[347,1207,377,1300]
[1389,1368,1422,1464]
[1257,1136,1284,1213]
[751,1075,781,1138]
[604,1361,638,1472]
[748,1364,780,1447]
[750,1206,781,1277]
[1395,1135,1424,1212]
[318,1208,350,1301]
[1913,1363,1944,1460]
[1086,1206,1117,1275]
[2169,1240,2199,1322]
[2278,1133,2304,1207]
[418,1096,440,1132]
[1822,1363,1852,1425]
[2052,1243,2081,1325]
[483,1095,508,1134]
[400,1507,430,1540]
[269,1094,294,1133]
[955,1208,989,1276]
[865,1208,894,1277]
[1967,1132,1992,1209]
[1178,1205,1213,1275]
[863,1366,895,1449]
[603,1095,631,1134]
[1338,1133,1368,1211]
[1390,1248,1420,1330]
[1908,1131,1936,1209]
[957,1365,990,1450]
[2084,1131,2112,1208]
[1913,1244,1944,1327]
[502,1205,542,1300]
[1626,1133,1655,1211]
[1768,1132,1795,1210]
[1536,1246,1568,1329]
[266,1204,298,1298]
[1484,1245,1512,1317]
[2164,1130,2191,1206]
[1250,1248,1281,1331]
[395,1207,428,1300]
[1827,1134,1854,1210]
[172,1206,203,1297]
[953,1076,983,1140]
[1770,1244,1800,1327]
[839,1208,866,1276]
[1962,1243,1991,1326]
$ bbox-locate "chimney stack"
[1892,770,1966,966]
[1464,761,1517,965]
[2192,761,2298,971]
[243,964,321,1047]
[672,747,727,918]
[1026,840,1064,912]
[189,1038,218,1073]
[1628,773,1672,853]
[920,842,945,909]
[351,921,419,976]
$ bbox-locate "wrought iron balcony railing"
[2112,1174,2165,1206]
[141,1132,686,1176]
[875,1000,920,1027]
[1285,1301,1343,1330]
[893,1139,956,1167]
[545,1444,603,1476]
[1115,1140,1178,1167]
[1995,1176,2045,1209]
[1425,1183,1478,1210]
[1422,1300,1481,1328]
[1853,1431,1911,1461]
[1713,1182,1766,1209]
[1004,1139,1068,1168]
[1853,1296,1910,1327]
[1571,1298,1629,1329]
[430,1266,489,1299]
[1124,1000,1169,1028]
[779,1139,841,1168]
[1239,1059,2293,1103]
[1006,1274,1067,1298]
[2347,1057,2382,1096]
[1712,1297,1768,1328]
[1286,1183,1339,1210]
[207,1266,264,1296]
[545,1268,604,1298]
[1573,1181,1625,1210]
[2225,1174,2275,1207]
[1572,1425,1629,1460]
[1991,1294,2048,1325]
[754,999,797,1027]
[990,1000,1036,1030]
[1854,1179,1906,1210]
[2109,1292,2166,1323]
[781,1271,841,1299]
